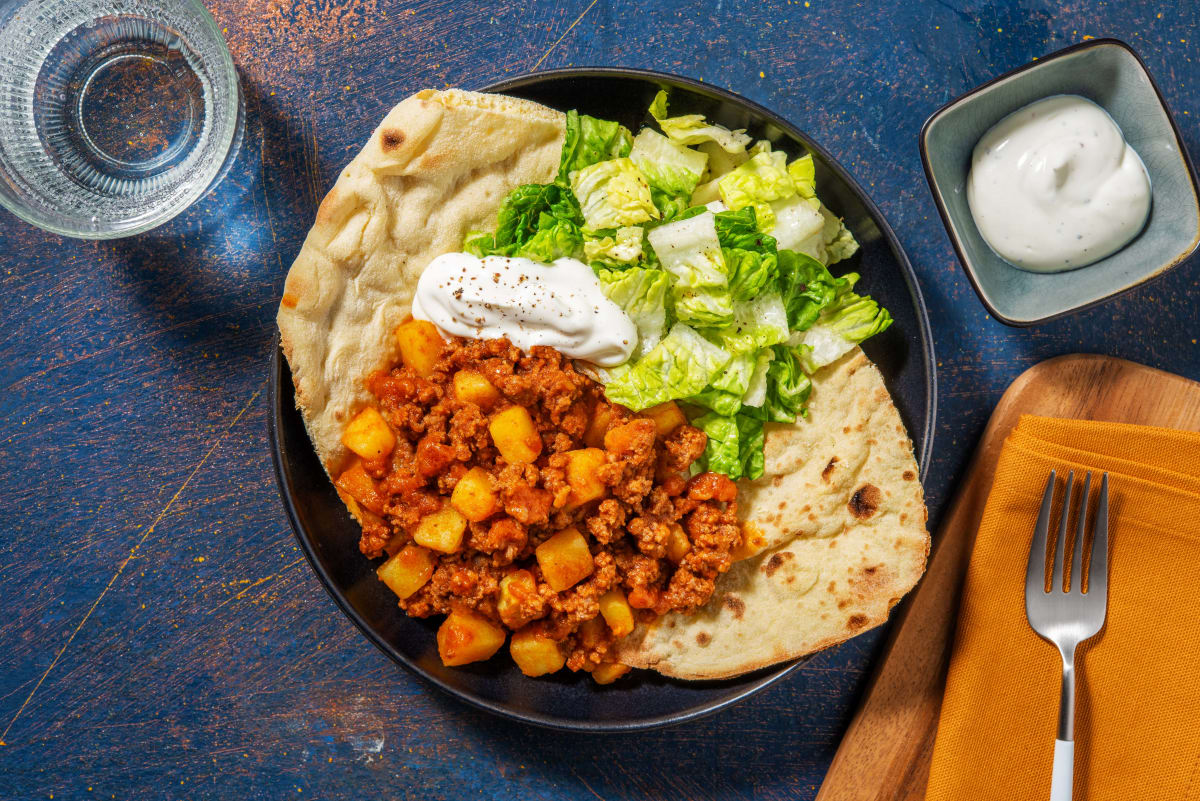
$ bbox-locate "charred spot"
[722,594,745,620]
[762,551,794,577]
[822,456,839,482]
[848,484,881,519]
[902,470,915,481]
[847,614,868,630]
[864,565,877,576]
[280,293,298,308]
[695,632,711,646]
[837,598,850,609]
[380,129,405,151]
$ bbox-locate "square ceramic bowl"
[921,38,1200,325]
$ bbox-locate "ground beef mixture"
[335,331,744,678]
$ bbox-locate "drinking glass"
[0,0,243,238]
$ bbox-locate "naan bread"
[277,89,565,474]
[615,348,928,679]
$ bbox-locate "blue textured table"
[2,2,1197,799]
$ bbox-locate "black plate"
[269,68,936,731]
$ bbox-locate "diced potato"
[731,522,768,562]
[583,404,618,448]
[509,626,566,677]
[376,544,435,599]
[598,589,635,638]
[334,459,386,515]
[395,318,444,378]
[436,609,506,666]
[591,662,632,685]
[666,523,691,564]
[497,569,540,629]
[341,407,396,460]
[453,370,501,411]
[412,506,468,553]
[564,447,608,509]
[639,401,687,437]
[535,527,594,592]
[450,467,499,522]
[489,406,542,464]
[577,615,606,650]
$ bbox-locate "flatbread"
[277,89,565,475]
[615,347,928,679]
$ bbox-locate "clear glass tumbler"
[0,0,242,238]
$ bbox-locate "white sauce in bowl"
[412,253,637,367]
[966,94,1151,273]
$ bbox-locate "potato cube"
[376,544,435,599]
[666,523,691,564]
[436,609,506,666]
[598,589,635,638]
[591,662,632,685]
[564,448,608,508]
[509,626,566,677]
[412,506,468,553]
[334,459,386,515]
[489,406,542,465]
[395,318,444,378]
[535,527,594,592]
[341,407,396,460]
[577,616,606,650]
[498,569,541,629]
[583,403,618,448]
[453,370,501,411]
[639,401,687,437]
[450,467,499,522]
[731,522,768,562]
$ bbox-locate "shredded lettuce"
[777,249,852,332]
[558,111,633,181]
[713,207,779,300]
[711,293,789,355]
[595,267,670,359]
[585,225,644,267]
[630,128,708,197]
[716,150,796,231]
[693,410,765,480]
[645,211,734,327]
[570,157,658,230]
[796,289,892,373]
[763,344,812,422]
[649,91,752,153]
[602,323,731,411]
[463,182,583,261]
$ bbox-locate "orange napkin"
[925,416,1200,801]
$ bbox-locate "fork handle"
[1050,739,1073,800]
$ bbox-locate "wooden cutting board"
[815,354,1200,801]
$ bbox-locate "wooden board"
[816,354,1200,801]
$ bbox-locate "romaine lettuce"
[585,225,644,267]
[716,150,796,231]
[570,158,659,230]
[776,249,851,331]
[796,290,893,373]
[463,182,583,261]
[558,110,633,181]
[764,344,812,422]
[648,91,752,153]
[693,410,765,480]
[595,267,670,359]
[629,128,708,197]
[602,323,731,411]
[646,211,734,326]
[711,293,790,355]
[714,207,779,300]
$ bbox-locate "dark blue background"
[1,2,1196,799]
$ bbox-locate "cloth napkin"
[925,415,1200,801]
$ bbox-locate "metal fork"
[1024,470,1110,801]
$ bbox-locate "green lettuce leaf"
[570,158,658,230]
[742,349,774,408]
[822,206,860,264]
[710,292,790,355]
[595,267,670,359]
[584,225,644,267]
[776,249,851,331]
[629,128,708,197]
[716,150,796,231]
[763,345,812,422]
[648,90,752,154]
[796,287,893,373]
[602,323,731,411]
[645,211,734,327]
[693,410,765,480]
[685,389,743,417]
[713,207,779,300]
[462,182,583,261]
[769,195,825,255]
[558,111,633,182]
[788,154,817,201]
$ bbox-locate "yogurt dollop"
[967,94,1151,273]
[412,253,637,367]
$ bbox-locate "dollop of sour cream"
[412,253,637,367]
[967,94,1151,273]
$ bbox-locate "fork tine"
[1026,470,1056,597]
[1087,473,1110,597]
[1051,471,1073,592]
[1070,472,1091,592]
